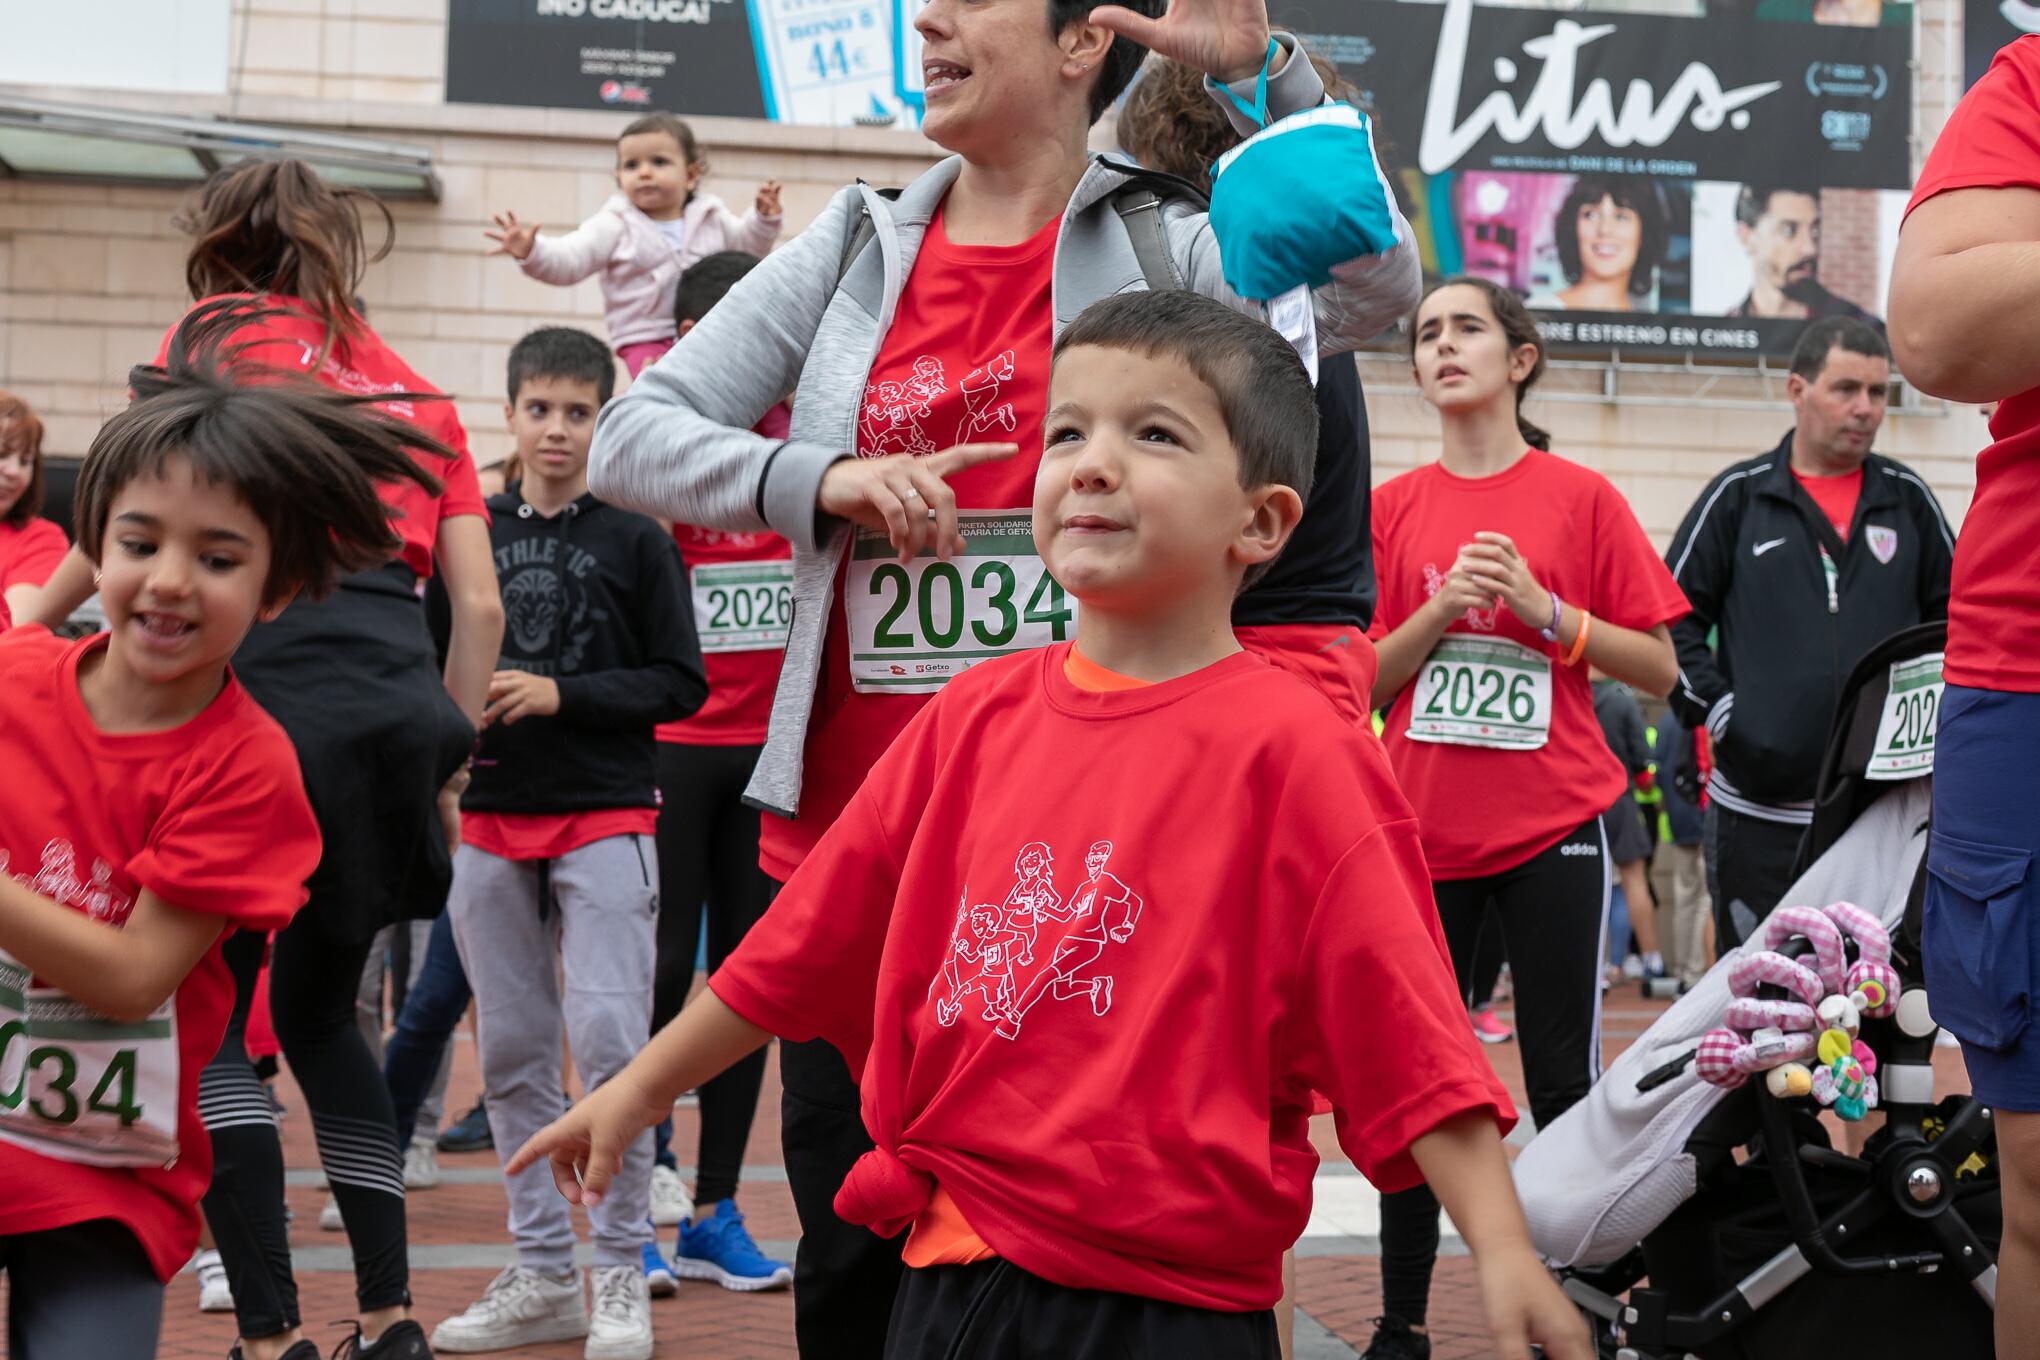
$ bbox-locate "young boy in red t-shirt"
[511,291,1591,1359]
[0,298,451,1360]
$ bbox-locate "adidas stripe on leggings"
[200,918,410,1338]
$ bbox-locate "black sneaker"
[229,1343,319,1360]
[436,1099,492,1153]
[332,1319,433,1359]
[1361,1316,1432,1360]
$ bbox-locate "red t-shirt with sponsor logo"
[1368,450,1689,879]
[757,210,1058,880]
[0,628,318,1281]
[0,517,67,595]
[155,296,487,580]
[1793,467,1862,540]
[661,404,794,748]
[714,645,1513,1309]
[1905,36,2040,691]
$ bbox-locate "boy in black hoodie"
[431,327,704,1360]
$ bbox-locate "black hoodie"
[431,488,706,816]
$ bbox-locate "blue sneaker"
[436,1098,493,1153]
[640,1238,678,1298]
[673,1200,792,1291]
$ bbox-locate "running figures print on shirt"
[930,838,1146,1041]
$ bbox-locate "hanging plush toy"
[1819,900,1903,1019]
[1812,1052,1880,1121]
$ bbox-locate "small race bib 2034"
[0,951,179,1168]
[690,561,794,654]
[1866,652,1944,782]
[1405,636,1553,751]
[846,511,1075,695]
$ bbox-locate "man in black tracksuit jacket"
[1664,318,1953,950]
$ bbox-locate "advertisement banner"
[1966,0,2040,85]
[443,0,924,127]
[1275,0,1912,357]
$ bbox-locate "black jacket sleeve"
[1906,475,1956,624]
[554,527,708,730]
[1663,471,1742,738]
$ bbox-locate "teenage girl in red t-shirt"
[1364,277,1686,1356]
[0,389,67,623]
[1890,36,2040,1353]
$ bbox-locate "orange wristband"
[1562,609,1593,666]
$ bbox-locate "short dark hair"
[1053,290,1317,588]
[1555,176,1668,298]
[75,297,449,608]
[0,389,46,528]
[1736,183,1819,230]
[619,113,703,167]
[675,251,761,327]
[1049,0,1165,124]
[506,327,615,406]
[1790,316,1889,380]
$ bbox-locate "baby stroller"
[1514,623,2002,1359]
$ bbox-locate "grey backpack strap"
[1113,186,1183,292]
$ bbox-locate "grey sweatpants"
[447,835,659,1270]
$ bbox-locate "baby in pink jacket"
[487,113,783,378]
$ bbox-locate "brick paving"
[24,990,1973,1358]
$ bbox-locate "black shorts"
[884,1259,1278,1360]
[1603,792,1651,867]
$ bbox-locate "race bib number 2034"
[846,511,1074,694]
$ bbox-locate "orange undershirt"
[899,647,1152,1269]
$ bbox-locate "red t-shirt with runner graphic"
[661,405,795,748]
[1905,36,2040,692]
[1368,450,1689,879]
[0,628,318,1282]
[1793,467,1862,540]
[715,645,1512,1308]
[155,296,487,581]
[758,210,1059,880]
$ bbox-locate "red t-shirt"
[1905,36,2040,692]
[757,209,1059,880]
[155,296,487,580]
[715,646,1514,1310]
[1368,450,1689,879]
[1793,467,1862,540]
[0,629,318,1281]
[462,808,659,862]
[0,517,67,594]
[660,405,795,748]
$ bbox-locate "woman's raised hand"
[1086,0,1273,85]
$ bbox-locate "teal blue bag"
[1206,41,1400,302]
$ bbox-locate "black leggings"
[653,740,776,1206]
[1378,815,1608,1328]
[201,915,409,1337]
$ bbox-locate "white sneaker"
[647,1164,692,1227]
[193,1249,233,1313]
[404,1136,442,1190]
[585,1265,653,1360]
[431,1265,588,1353]
[319,1195,343,1231]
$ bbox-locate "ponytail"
[1410,275,1551,452]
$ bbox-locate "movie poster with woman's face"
[1278,0,1913,357]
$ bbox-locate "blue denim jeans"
[383,910,472,1147]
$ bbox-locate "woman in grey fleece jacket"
[584,0,1422,1353]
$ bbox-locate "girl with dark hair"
[0,298,445,1360]
[35,159,504,1360]
[0,388,62,623]
[1530,176,1668,312]
[1360,277,1686,1359]
[487,112,784,377]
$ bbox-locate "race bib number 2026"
[846,511,1075,694]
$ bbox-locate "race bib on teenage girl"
[0,951,179,1168]
[846,511,1075,694]
[1405,636,1553,751]
[1866,652,1944,781]
[691,561,795,654]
